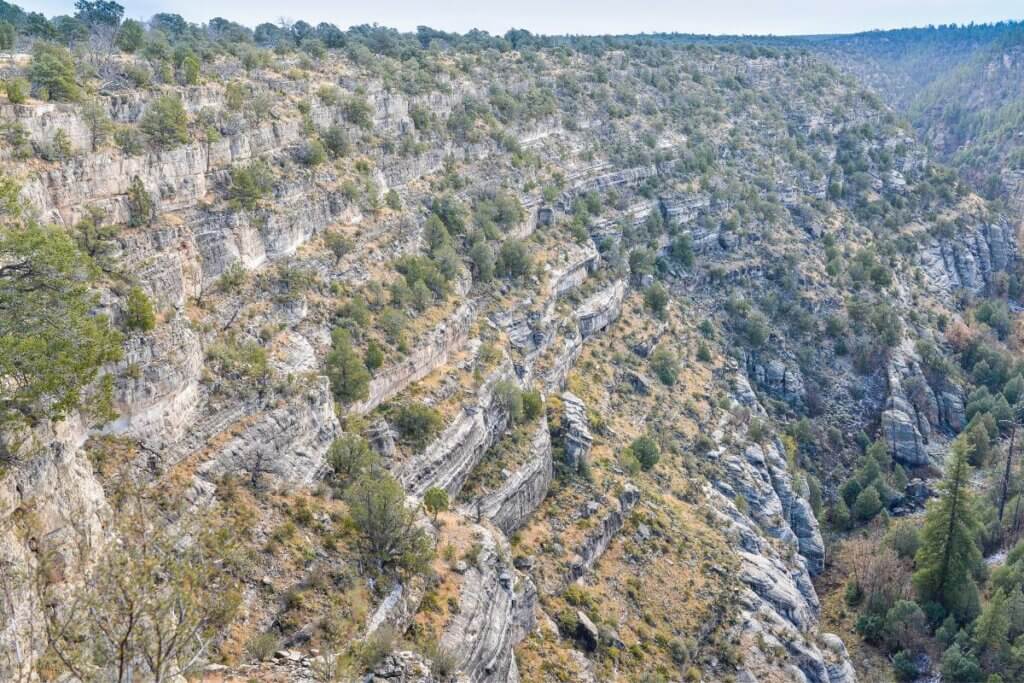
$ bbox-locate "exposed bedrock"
[195,376,341,485]
[470,417,553,535]
[441,523,536,683]
[0,416,108,674]
[559,391,593,473]
[104,320,203,446]
[918,220,1018,297]
[563,483,641,586]
[576,279,626,339]
[882,340,966,467]
[400,360,519,499]
[350,302,475,415]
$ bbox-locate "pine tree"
[1007,585,1024,639]
[974,588,1010,669]
[913,437,982,621]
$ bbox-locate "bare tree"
[38,489,242,682]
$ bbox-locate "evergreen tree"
[974,588,1010,670]
[325,327,370,404]
[913,437,982,621]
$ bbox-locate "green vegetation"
[0,191,122,428]
[326,328,370,404]
[346,472,433,576]
[139,94,190,148]
[124,286,156,332]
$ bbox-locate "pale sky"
[26,0,1024,36]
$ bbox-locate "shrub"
[940,643,982,682]
[892,650,918,682]
[115,126,146,155]
[116,19,145,53]
[696,342,712,362]
[494,380,524,423]
[385,189,402,210]
[631,435,660,471]
[228,161,274,210]
[496,239,531,279]
[644,283,669,319]
[297,139,326,166]
[365,340,384,372]
[245,632,279,662]
[469,241,495,283]
[394,402,443,448]
[359,625,397,668]
[124,287,156,331]
[327,434,377,485]
[852,486,883,521]
[883,600,927,653]
[322,125,350,157]
[522,389,543,421]
[139,94,190,148]
[126,176,155,227]
[423,486,449,522]
[342,96,373,128]
[885,520,921,560]
[855,613,884,644]
[650,345,678,386]
[4,78,28,104]
[346,474,432,575]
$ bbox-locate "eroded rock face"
[919,220,1018,297]
[350,302,475,415]
[564,484,641,585]
[882,341,965,467]
[0,416,108,676]
[576,280,626,339]
[441,524,534,683]
[710,488,855,683]
[400,360,519,499]
[196,376,341,485]
[472,418,553,534]
[105,320,203,446]
[746,354,806,406]
[548,242,599,298]
[560,391,593,472]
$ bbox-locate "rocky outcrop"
[195,376,340,485]
[882,341,965,466]
[350,302,475,415]
[548,242,599,298]
[576,280,626,339]
[559,392,593,472]
[471,418,553,535]
[104,321,203,446]
[441,524,534,683]
[564,484,640,585]
[364,579,427,641]
[746,354,806,406]
[880,399,928,466]
[0,416,108,677]
[400,360,518,499]
[366,651,458,683]
[710,487,855,683]
[716,439,824,575]
[919,220,1018,297]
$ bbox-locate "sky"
[26,0,1024,37]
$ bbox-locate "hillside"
[808,22,1024,205]
[1,6,1024,683]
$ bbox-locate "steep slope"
[0,11,1018,683]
